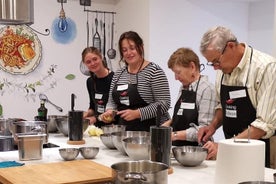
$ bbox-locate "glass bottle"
[0,104,2,118]
[37,100,48,121]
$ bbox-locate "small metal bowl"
[79,147,99,159]
[172,146,207,167]
[59,148,79,161]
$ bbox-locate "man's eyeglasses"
[206,40,237,66]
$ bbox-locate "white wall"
[149,0,275,141]
[248,0,275,55]
[0,0,274,142]
[0,0,116,119]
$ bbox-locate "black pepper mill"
[67,93,85,145]
[150,104,172,172]
[150,126,172,166]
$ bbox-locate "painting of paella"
[0,25,42,75]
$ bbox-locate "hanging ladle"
[107,13,116,59]
[39,93,63,112]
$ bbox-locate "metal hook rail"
[83,6,116,15]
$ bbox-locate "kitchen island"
[0,133,275,183]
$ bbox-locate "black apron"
[220,47,270,167]
[171,76,201,146]
[94,91,109,128]
[112,69,156,132]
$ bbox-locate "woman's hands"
[198,125,217,160]
[117,109,140,121]
[85,116,97,125]
[203,141,218,160]
[100,109,141,123]
[100,109,116,123]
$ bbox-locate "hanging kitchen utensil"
[79,11,91,76]
[79,61,90,76]
[39,94,63,112]
[86,11,89,47]
[100,14,104,52]
[71,93,75,111]
[103,13,107,67]
[107,14,116,59]
[93,15,101,52]
[106,15,112,70]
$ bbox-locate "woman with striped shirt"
[101,31,171,131]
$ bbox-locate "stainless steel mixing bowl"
[100,133,116,149]
[111,131,149,154]
[172,146,208,166]
[59,148,79,161]
[101,124,126,134]
[122,136,150,160]
[79,147,99,159]
[55,116,89,136]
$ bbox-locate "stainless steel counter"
[0,133,275,183]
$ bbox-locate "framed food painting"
[0,25,42,75]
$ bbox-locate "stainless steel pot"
[111,160,168,184]
[0,118,13,136]
[238,182,274,184]
[0,135,14,151]
[10,121,48,144]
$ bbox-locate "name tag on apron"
[225,105,237,118]
[177,108,183,115]
[97,105,105,113]
[229,89,246,99]
[95,93,103,99]
[180,102,195,109]
[117,84,128,91]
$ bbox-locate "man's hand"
[198,125,216,144]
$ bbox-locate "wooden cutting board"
[0,160,114,184]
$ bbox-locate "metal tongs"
[233,126,251,143]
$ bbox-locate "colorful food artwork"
[0,25,42,75]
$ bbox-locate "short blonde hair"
[168,47,200,71]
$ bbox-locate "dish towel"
[0,161,25,168]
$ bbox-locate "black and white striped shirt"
[106,62,171,123]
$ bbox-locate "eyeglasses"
[206,40,236,67]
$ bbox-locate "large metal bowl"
[55,116,89,136]
[0,118,13,136]
[55,116,69,136]
[100,133,116,149]
[47,115,63,133]
[101,125,126,134]
[122,136,150,160]
[111,131,149,154]
[172,146,208,167]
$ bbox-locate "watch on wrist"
[174,131,177,139]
